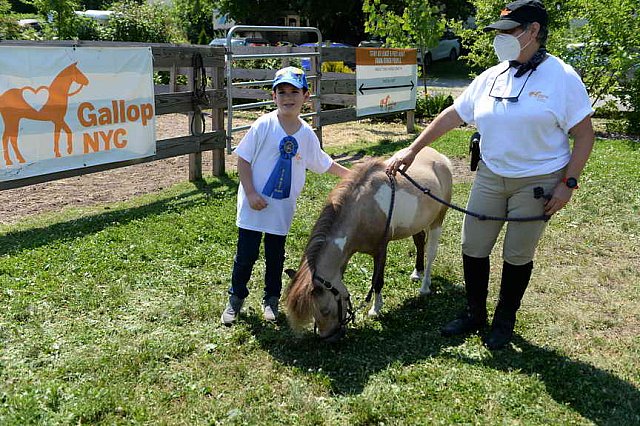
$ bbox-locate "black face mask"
[509,48,547,77]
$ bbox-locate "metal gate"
[224,25,323,153]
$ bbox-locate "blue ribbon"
[262,136,298,199]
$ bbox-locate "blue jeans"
[229,227,286,301]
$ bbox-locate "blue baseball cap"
[272,66,308,90]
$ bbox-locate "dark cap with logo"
[484,0,548,32]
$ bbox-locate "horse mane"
[285,157,386,329]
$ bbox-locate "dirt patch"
[0,114,472,225]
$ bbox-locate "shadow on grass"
[245,275,466,395]
[0,176,238,256]
[447,338,640,425]
[246,275,640,424]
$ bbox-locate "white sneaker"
[221,295,244,326]
[263,297,279,322]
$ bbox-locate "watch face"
[566,177,578,188]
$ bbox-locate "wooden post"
[212,65,225,176]
[311,50,322,146]
[406,110,415,133]
[187,66,203,181]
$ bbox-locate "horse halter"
[312,273,356,338]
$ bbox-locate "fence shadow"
[0,176,238,256]
[246,276,640,423]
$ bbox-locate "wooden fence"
[0,41,413,191]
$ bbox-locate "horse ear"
[284,268,297,279]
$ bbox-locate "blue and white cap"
[272,66,308,90]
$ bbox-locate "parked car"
[358,39,384,48]
[18,18,43,32]
[564,42,638,83]
[209,37,270,47]
[417,30,461,67]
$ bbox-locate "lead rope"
[190,52,209,136]
[398,168,550,222]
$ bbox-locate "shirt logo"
[528,91,548,101]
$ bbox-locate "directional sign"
[356,48,417,117]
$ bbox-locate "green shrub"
[100,0,184,43]
[415,93,453,117]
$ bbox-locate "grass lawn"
[0,124,638,424]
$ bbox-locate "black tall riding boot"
[483,260,533,350]
[441,254,490,337]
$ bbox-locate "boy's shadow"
[245,278,640,423]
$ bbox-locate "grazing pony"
[0,62,89,166]
[285,147,452,342]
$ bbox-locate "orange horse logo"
[0,62,89,166]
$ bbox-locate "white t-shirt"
[235,110,333,236]
[454,54,593,177]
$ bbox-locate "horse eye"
[319,307,331,316]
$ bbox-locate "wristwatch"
[562,177,579,189]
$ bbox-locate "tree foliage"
[26,0,78,39]
[172,0,217,45]
[0,0,22,39]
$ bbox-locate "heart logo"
[22,86,49,112]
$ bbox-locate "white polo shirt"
[454,54,593,178]
[235,110,333,236]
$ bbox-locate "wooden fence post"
[406,110,415,133]
[187,66,203,181]
[212,65,225,176]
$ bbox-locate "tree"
[173,0,217,44]
[26,0,79,39]
[0,0,22,40]
[363,0,445,83]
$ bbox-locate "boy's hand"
[247,192,268,210]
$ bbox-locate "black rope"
[398,168,550,222]
[190,52,209,136]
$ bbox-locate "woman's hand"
[544,183,573,216]
[385,147,417,175]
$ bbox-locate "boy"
[221,66,350,325]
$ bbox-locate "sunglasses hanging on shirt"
[489,48,547,103]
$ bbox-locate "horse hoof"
[367,309,380,317]
[419,288,432,296]
[410,269,424,282]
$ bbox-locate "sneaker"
[263,296,279,322]
[221,294,244,326]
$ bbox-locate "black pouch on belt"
[469,132,481,171]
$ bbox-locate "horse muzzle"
[320,325,347,343]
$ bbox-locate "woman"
[386,0,595,350]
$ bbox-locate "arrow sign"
[359,80,415,94]
[356,47,417,117]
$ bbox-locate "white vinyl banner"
[0,46,156,182]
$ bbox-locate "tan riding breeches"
[461,161,564,265]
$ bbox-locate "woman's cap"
[484,0,548,32]
[272,66,309,90]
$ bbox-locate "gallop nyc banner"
[0,46,156,181]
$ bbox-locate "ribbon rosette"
[262,136,299,199]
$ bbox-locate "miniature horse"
[285,147,452,342]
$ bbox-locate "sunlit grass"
[0,130,638,424]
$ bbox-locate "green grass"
[0,132,638,424]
